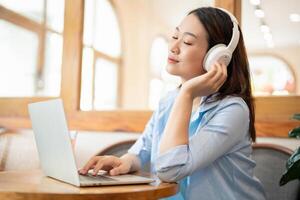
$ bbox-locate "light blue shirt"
[128,89,266,200]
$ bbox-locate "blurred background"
[0,0,300,171]
[0,0,299,111]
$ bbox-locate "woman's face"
[166,13,209,82]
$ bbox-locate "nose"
[169,40,180,54]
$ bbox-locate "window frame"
[249,52,298,95]
[81,0,122,109]
[0,0,299,137]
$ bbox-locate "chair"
[96,140,137,157]
[252,143,300,200]
[96,139,150,172]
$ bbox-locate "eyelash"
[172,36,192,45]
[184,42,192,45]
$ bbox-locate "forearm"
[121,153,141,172]
[159,90,193,154]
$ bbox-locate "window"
[80,0,121,111]
[148,36,180,109]
[0,0,65,97]
[249,55,296,96]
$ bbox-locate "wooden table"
[0,170,179,200]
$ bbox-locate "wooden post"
[60,0,84,113]
[215,0,241,24]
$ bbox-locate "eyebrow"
[175,27,198,39]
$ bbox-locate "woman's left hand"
[181,62,227,98]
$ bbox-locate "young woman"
[79,7,266,200]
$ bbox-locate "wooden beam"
[255,96,300,120]
[0,97,56,117]
[60,0,84,113]
[35,1,47,94]
[214,0,241,23]
[0,110,152,133]
[0,5,42,33]
[93,50,121,64]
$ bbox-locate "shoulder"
[158,89,179,110]
[221,96,248,109]
[217,96,250,118]
[201,95,249,114]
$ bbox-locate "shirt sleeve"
[155,100,250,182]
[127,110,157,167]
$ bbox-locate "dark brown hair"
[188,7,256,142]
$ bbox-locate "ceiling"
[242,0,300,50]
[151,0,300,50]
[151,0,213,29]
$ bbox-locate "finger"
[202,63,218,87]
[214,63,227,90]
[109,163,128,176]
[218,62,227,81]
[206,63,218,77]
[93,156,120,175]
[93,162,104,175]
[210,62,223,84]
[80,157,99,174]
[220,62,228,85]
[216,62,226,81]
[219,62,228,84]
[209,62,223,91]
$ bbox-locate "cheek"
[183,49,206,74]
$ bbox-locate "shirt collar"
[198,93,221,113]
[160,90,221,114]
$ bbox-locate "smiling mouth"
[168,58,179,64]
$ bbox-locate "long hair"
[188,7,256,142]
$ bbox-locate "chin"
[166,64,180,76]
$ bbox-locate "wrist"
[179,86,195,100]
[121,154,140,172]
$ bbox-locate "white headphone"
[203,8,240,71]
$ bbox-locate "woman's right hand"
[181,62,227,99]
[78,155,132,176]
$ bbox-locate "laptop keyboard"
[79,173,116,183]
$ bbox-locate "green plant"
[288,113,300,138]
[279,113,300,186]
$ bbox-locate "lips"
[168,57,179,63]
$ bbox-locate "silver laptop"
[28,99,155,187]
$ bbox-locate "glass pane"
[46,0,65,33]
[0,0,44,23]
[0,20,38,97]
[94,59,118,110]
[92,0,121,57]
[80,1,216,110]
[42,31,63,96]
[80,47,94,111]
[249,56,295,96]
[82,0,94,46]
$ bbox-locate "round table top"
[0,170,178,200]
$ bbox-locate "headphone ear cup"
[203,44,232,71]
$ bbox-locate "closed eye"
[184,42,192,45]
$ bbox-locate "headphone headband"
[202,7,241,71]
[216,8,240,52]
